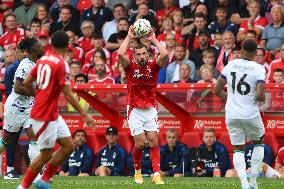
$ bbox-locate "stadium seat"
[264,133,279,157]
[218,133,233,153]
[87,134,100,155]
[181,132,202,148]
[158,132,167,146]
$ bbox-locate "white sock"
[233,151,249,188]
[17,185,25,189]
[265,164,280,178]
[250,145,264,184]
[154,172,160,176]
[7,166,14,173]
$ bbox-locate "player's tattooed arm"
[21,75,36,96]
[214,77,227,99]
[255,83,265,102]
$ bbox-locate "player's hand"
[145,29,156,41]
[128,26,137,39]
[83,114,96,129]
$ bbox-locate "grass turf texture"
[0,177,283,189]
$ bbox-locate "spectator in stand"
[272,68,284,83]
[173,63,197,83]
[59,129,94,176]
[275,147,284,177]
[105,0,131,11]
[129,2,158,32]
[157,15,183,46]
[115,62,127,84]
[267,43,284,83]
[0,13,25,50]
[36,3,51,30]
[69,61,82,83]
[208,6,238,36]
[226,143,280,178]
[195,48,219,80]
[216,31,235,73]
[263,0,284,24]
[195,3,208,18]
[68,73,92,112]
[77,20,95,55]
[166,44,196,83]
[85,32,111,66]
[197,64,216,83]
[128,142,152,176]
[181,0,201,25]
[260,4,284,51]
[160,129,188,177]
[50,4,80,36]
[181,12,209,52]
[102,4,126,42]
[14,0,37,28]
[204,0,238,23]
[0,49,16,83]
[89,58,114,84]
[156,0,178,26]
[82,49,111,81]
[197,128,231,177]
[214,32,223,50]
[81,0,113,31]
[255,48,270,75]
[95,126,127,176]
[50,0,80,25]
[246,30,258,41]
[164,33,177,64]
[76,0,92,14]
[66,30,84,64]
[106,17,130,51]
[37,29,52,54]
[189,30,217,70]
[172,9,184,33]
[231,45,241,60]
[25,18,41,38]
[128,0,156,19]
[236,0,268,43]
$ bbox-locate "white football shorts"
[128,107,159,136]
[4,102,31,132]
[31,116,71,150]
[226,116,265,145]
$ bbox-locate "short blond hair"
[200,64,213,73]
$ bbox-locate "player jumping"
[118,27,168,184]
[214,39,266,189]
[17,31,96,189]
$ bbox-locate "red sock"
[150,146,161,173]
[21,168,39,188]
[41,163,60,182]
[133,146,143,171]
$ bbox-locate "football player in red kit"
[118,27,168,184]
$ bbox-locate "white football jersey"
[5,58,35,112]
[221,59,266,119]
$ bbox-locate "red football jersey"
[77,36,94,55]
[267,59,284,83]
[30,52,70,121]
[126,58,160,108]
[239,16,268,32]
[71,46,84,64]
[0,28,25,50]
[276,147,284,166]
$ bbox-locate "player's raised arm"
[256,82,265,102]
[118,26,135,69]
[23,74,36,96]
[147,30,168,67]
[214,76,227,99]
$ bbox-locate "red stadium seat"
[264,133,279,157]
[158,132,167,146]
[86,134,100,155]
[219,133,234,153]
[181,132,202,148]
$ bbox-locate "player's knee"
[134,142,144,150]
[147,137,158,147]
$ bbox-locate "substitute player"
[214,39,266,189]
[0,38,43,176]
[118,27,168,184]
[17,31,96,189]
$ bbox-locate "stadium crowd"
[0,0,284,179]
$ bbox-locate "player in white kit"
[0,38,43,167]
[214,39,266,189]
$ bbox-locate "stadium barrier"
[1,83,284,174]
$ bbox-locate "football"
[132,19,152,37]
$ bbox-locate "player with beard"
[118,27,168,184]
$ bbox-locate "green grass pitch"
[0,177,284,189]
